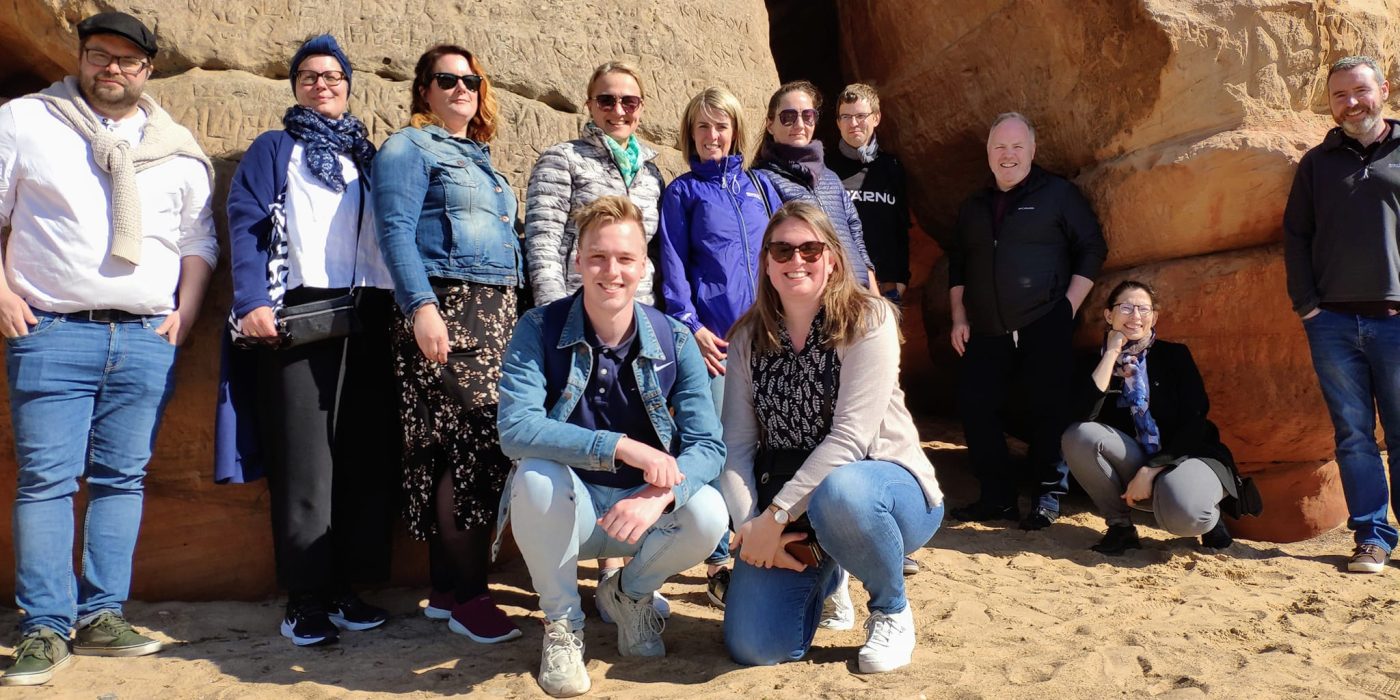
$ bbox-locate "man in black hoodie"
[1284,55,1400,575]
[945,112,1107,530]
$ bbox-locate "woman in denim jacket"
[373,44,523,644]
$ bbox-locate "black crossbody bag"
[276,178,368,348]
[753,348,835,568]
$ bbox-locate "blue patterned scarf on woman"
[282,105,376,192]
[1111,331,1162,455]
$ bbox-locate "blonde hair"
[837,83,881,113]
[586,61,646,99]
[732,200,897,355]
[572,195,644,249]
[679,87,747,162]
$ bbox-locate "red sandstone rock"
[1227,461,1347,544]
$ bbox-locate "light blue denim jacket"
[494,294,725,553]
[373,125,521,315]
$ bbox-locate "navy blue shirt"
[567,318,661,488]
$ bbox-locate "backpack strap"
[747,170,774,217]
[639,303,679,399]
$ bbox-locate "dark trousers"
[957,298,1073,511]
[256,287,401,594]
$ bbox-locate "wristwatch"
[767,504,791,525]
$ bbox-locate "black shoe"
[281,597,339,647]
[1199,520,1233,550]
[1019,507,1059,531]
[950,501,1020,523]
[1091,525,1141,556]
[326,592,389,631]
[706,568,730,609]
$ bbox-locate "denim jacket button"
[500,215,509,222]
[495,187,503,193]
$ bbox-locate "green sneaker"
[72,611,162,657]
[1,627,73,686]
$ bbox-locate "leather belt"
[67,309,148,323]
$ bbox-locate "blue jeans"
[1303,309,1400,551]
[724,460,944,665]
[509,458,728,630]
[8,312,177,635]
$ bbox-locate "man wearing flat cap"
[0,11,216,686]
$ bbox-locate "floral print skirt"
[393,281,517,538]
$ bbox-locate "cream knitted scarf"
[33,77,212,265]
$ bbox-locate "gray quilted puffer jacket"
[524,121,664,307]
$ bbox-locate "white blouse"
[283,143,393,291]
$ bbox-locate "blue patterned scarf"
[282,105,375,192]
[1111,331,1162,455]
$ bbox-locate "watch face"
[773,509,790,525]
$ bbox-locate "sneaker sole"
[0,652,73,686]
[706,589,726,609]
[858,653,912,674]
[424,605,452,620]
[818,617,855,631]
[279,620,338,647]
[1348,562,1387,573]
[72,639,162,657]
[328,614,386,632]
[448,618,522,644]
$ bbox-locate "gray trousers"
[1062,422,1225,535]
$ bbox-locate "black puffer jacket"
[947,166,1107,335]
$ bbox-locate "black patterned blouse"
[751,307,842,451]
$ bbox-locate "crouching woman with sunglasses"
[719,201,943,673]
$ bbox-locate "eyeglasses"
[836,112,874,124]
[432,73,483,92]
[1113,303,1154,316]
[591,94,643,114]
[777,109,819,127]
[766,241,827,263]
[295,70,346,87]
[82,48,150,75]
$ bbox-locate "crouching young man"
[497,195,728,697]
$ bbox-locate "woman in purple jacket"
[658,87,778,608]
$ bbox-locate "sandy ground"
[3,421,1400,699]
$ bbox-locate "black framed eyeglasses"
[591,94,643,113]
[1113,303,1154,317]
[766,241,827,263]
[82,48,150,75]
[295,70,346,87]
[836,112,873,124]
[432,72,482,92]
[778,109,818,127]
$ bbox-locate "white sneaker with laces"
[594,572,665,657]
[819,569,855,630]
[857,606,915,673]
[596,568,670,623]
[538,619,589,698]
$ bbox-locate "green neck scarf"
[601,130,642,187]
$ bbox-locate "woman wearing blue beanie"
[220,33,399,647]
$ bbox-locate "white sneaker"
[857,606,915,673]
[594,571,665,657]
[819,569,855,630]
[538,619,589,698]
[596,569,670,623]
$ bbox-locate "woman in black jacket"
[1062,280,1235,555]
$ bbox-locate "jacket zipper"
[728,170,757,293]
[991,195,1008,334]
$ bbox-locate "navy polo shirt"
[568,318,662,488]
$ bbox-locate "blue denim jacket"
[494,294,725,553]
[373,125,520,315]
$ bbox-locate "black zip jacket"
[1072,340,1235,472]
[1283,119,1400,317]
[947,166,1107,335]
[827,148,911,284]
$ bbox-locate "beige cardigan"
[718,302,943,526]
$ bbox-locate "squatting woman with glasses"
[373,44,524,644]
[719,201,943,673]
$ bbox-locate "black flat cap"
[77,11,158,57]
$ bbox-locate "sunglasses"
[592,94,643,113]
[431,72,482,92]
[777,109,819,127]
[766,241,827,263]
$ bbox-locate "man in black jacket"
[946,112,1108,530]
[1284,55,1400,575]
[827,83,911,303]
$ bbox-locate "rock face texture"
[0,1,779,600]
[837,0,1400,541]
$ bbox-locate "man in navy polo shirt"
[497,195,727,697]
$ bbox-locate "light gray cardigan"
[718,302,943,526]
